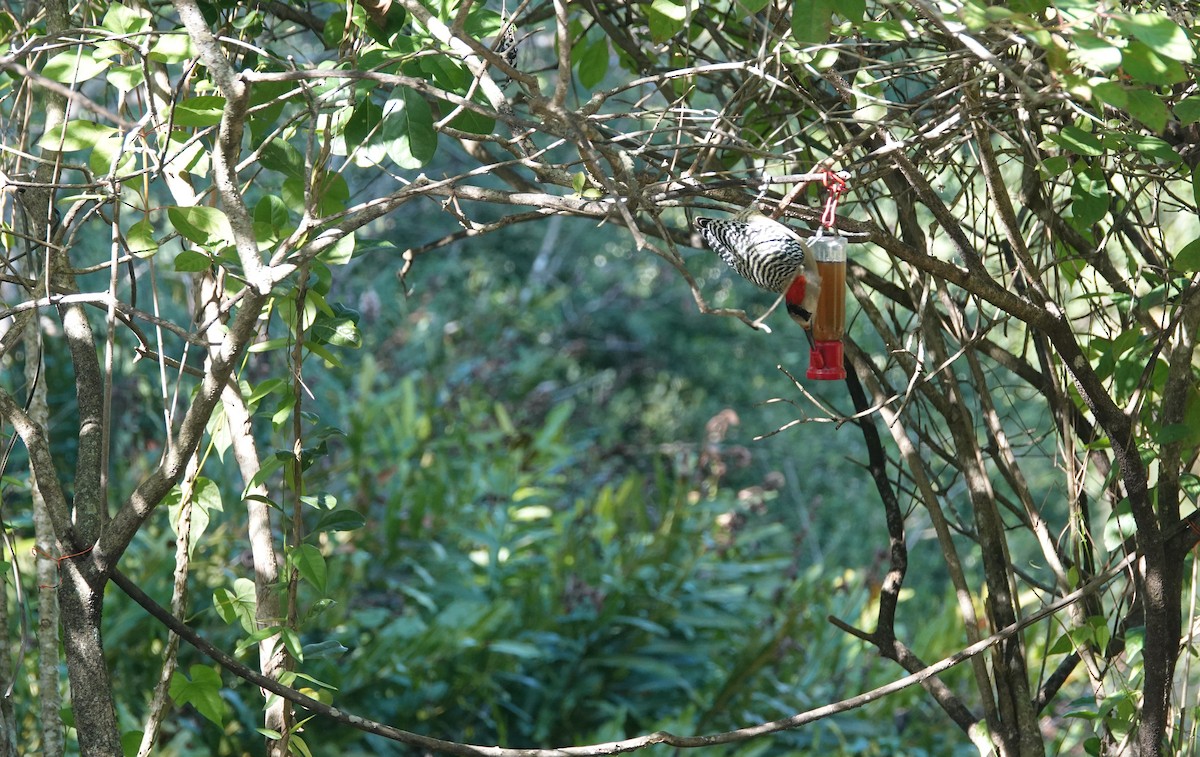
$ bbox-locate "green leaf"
[281,627,304,661]
[1048,125,1103,156]
[302,639,350,660]
[89,132,138,176]
[1176,238,1200,273]
[250,337,291,354]
[1115,12,1194,63]
[306,341,342,367]
[382,88,436,169]
[1176,96,1200,126]
[312,305,362,348]
[260,139,307,181]
[345,99,385,154]
[792,0,838,45]
[168,206,232,247]
[735,0,770,13]
[39,118,115,153]
[1047,632,1075,655]
[37,120,114,152]
[1125,134,1180,164]
[121,730,144,757]
[487,640,544,659]
[107,64,145,93]
[290,544,328,594]
[1157,423,1197,445]
[166,477,223,557]
[1070,170,1109,227]
[1125,89,1168,133]
[169,665,226,726]
[1182,473,1200,499]
[102,3,151,35]
[1091,80,1127,110]
[172,96,226,127]
[172,250,212,272]
[446,100,495,136]
[213,578,257,632]
[858,20,909,41]
[647,0,689,43]
[576,35,610,89]
[300,492,338,509]
[148,32,196,63]
[1121,40,1186,85]
[1072,33,1122,73]
[463,7,501,39]
[312,509,367,534]
[420,54,473,92]
[323,9,349,49]
[840,0,866,21]
[1159,388,1200,447]
[254,195,290,235]
[126,219,157,255]
[280,173,350,217]
[42,48,111,83]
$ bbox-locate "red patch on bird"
[785,275,807,305]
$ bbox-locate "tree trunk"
[58,563,120,756]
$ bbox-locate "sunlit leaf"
[169,666,226,726]
[647,0,688,43]
[148,32,197,63]
[290,544,328,594]
[1125,89,1168,132]
[42,48,111,83]
[168,206,232,247]
[37,120,114,152]
[107,64,145,93]
[213,578,257,632]
[172,96,226,127]
[102,3,151,35]
[1125,134,1179,164]
[382,87,436,169]
[126,219,157,255]
[173,250,212,272]
[1121,40,1186,85]
[1072,33,1122,73]
[1115,12,1194,63]
[1048,125,1103,156]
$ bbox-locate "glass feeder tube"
[806,234,847,380]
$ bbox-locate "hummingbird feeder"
[807,171,848,381]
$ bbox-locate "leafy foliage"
[3,0,1200,756]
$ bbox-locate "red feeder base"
[807,339,846,380]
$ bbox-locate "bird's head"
[784,258,821,330]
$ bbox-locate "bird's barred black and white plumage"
[695,213,809,292]
[497,21,518,69]
[695,210,821,328]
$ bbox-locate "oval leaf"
[382,88,436,169]
[42,48,111,83]
[167,205,232,247]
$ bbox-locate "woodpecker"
[695,210,821,329]
[497,20,518,70]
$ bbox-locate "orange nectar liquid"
[812,259,846,342]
